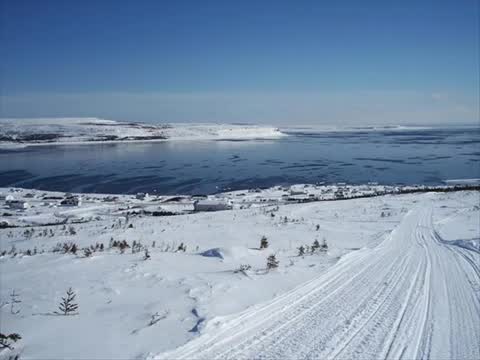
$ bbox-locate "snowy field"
[0,118,285,147]
[0,186,478,359]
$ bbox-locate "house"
[0,220,11,228]
[7,200,30,210]
[61,195,81,206]
[193,200,232,212]
[290,189,306,196]
[136,192,149,200]
[334,189,345,199]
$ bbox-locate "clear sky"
[1,0,478,125]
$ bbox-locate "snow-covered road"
[158,201,480,359]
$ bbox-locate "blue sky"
[1,0,478,125]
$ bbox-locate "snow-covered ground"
[0,118,285,147]
[0,185,478,359]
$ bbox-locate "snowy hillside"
[0,186,478,359]
[0,118,286,147]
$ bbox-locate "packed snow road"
[158,200,480,360]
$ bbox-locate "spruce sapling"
[143,248,151,260]
[55,287,79,315]
[260,236,269,249]
[266,254,279,270]
[320,237,328,252]
[298,245,305,256]
[9,290,21,314]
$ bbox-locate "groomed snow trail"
[157,201,480,360]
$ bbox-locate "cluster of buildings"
[1,194,30,210]
[1,192,82,211]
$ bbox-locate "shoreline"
[0,135,285,149]
[1,182,479,229]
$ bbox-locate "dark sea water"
[0,126,479,195]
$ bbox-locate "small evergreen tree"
[149,312,161,326]
[8,245,16,256]
[311,239,320,254]
[177,243,186,252]
[260,236,269,249]
[266,254,279,270]
[235,264,252,274]
[71,243,78,255]
[56,287,79,315]
[320,237,328,252]
[297,246,305,257]
[9,290,21,314]
[119,240,129,253]
[143,248,151,260]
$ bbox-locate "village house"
[289,188,306,196]
[193,200,232,212]
[334,189,345,199]
[61,195,81,206]
[136,192,149,200]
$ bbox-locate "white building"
[193,200,232,212]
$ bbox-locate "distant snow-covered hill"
[0,118,286,146]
